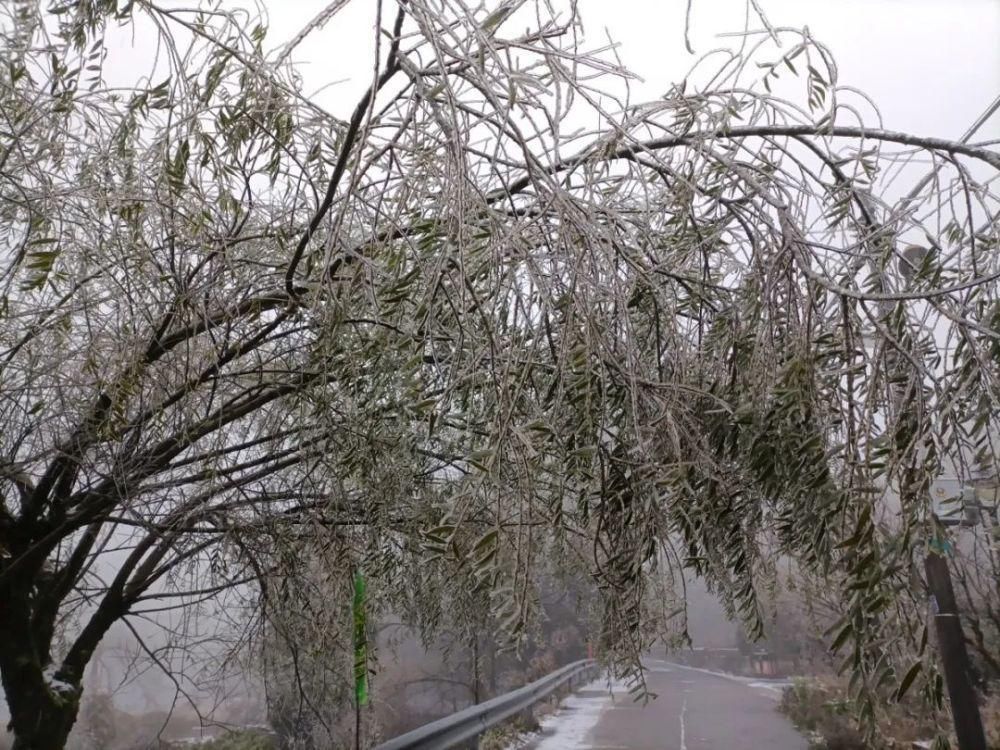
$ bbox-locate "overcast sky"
[261,0,1000,142]
[582,0,1000,138]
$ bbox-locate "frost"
[42,665,76,696]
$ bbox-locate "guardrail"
[375,658,598,750]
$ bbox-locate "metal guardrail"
[374,658,598,750]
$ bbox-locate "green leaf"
[167,139,190,194]
[472,529,498,556]
[829,620,853,653]
[21,248,60,290]
[894,661,921,702]
[424,524,456,541]
[480,3,514,33]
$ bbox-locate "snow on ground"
[513,676,634,750]
[746,680,793,696]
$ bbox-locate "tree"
[1,1,998,747]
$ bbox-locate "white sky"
[584,0,1000,138]
[262,0,1000,142]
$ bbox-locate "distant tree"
[1,1,998,747]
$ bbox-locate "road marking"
[651,660,792,701]
[679,695,688,750]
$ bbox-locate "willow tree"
[1,0,998,747]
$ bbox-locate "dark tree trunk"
[6,687,81,750]
[0,564,83,750]
[0,591,82,750]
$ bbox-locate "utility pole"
[863,94,1000,750]
[924,546,987,750]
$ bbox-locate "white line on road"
[679,695,688,750]
[648,660,793,701]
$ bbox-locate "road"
[527,659,809,750]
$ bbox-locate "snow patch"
[645,661,674,674]
[747,680,793,695]
[42,664,76,696]
[518,676,632,750]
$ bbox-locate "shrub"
[478,714,541,750]
[779,680,866,750]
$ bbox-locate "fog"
[2,1,997,748]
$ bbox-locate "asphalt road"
[528,659,809,750]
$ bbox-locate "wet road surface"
[528,659,809,750]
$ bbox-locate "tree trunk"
[0,586,82,750]
[0,643,82,750]
[6,688,81,750]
